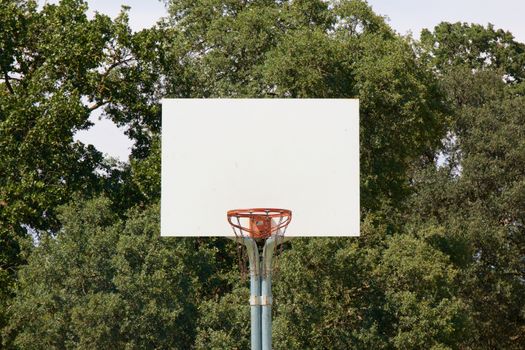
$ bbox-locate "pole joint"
[260,295,273,306]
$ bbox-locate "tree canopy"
[1,1,524,349]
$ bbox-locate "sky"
[67,0,525,161]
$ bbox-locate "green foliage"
[272,233,388,349]
[194,285,250,350]
[379,232,468,349]
[2,2,524,349]
[0,0,105,342]
[0,1,158,340]
[1,0,103,230]
[161,0,447,211]
[269,219,468,349]
[410,25,525,348]
[420,22,525,82]
[0,0,160,230]
[4,197,216,349]
[130,136,161,202]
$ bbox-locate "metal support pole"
[244,237,261,350]
[241,236,282,350]
[261,236,276,350]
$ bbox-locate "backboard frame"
[160,98,360,237]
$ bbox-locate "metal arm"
[239,234,293,350]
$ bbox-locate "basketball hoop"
[227,208,292,240]
[228,208,292,282]
[227,209,292,349]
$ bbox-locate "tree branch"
[3,68,14,94]
[101,57,133,80]
[87,99,111,112]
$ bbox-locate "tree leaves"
[2,2,524,349]
[4,198,215,349]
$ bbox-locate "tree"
[0,0,164,344]
[409,23,525,348]
[161,0,447,211]
[420,22,525,83]
[151,1,451,348]
[9,2,524,349]
[4,197,219,349]
[265,220,468,350]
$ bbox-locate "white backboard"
[161,99,359,237]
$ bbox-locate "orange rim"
[227,208,292,239]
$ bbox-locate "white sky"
[65,0,525,161]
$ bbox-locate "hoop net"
[228,208,292,279]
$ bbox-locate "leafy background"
[1,1,524,349]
